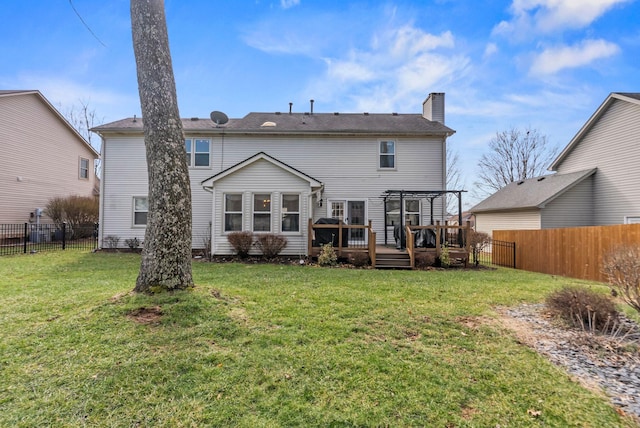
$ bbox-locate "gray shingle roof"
[92,112,454,136]
[470,168,597,213]
[615,92,640,101]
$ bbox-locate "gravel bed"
[501,304,640,420]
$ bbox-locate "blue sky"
[2,0,639,206]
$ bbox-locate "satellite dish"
[210,111,229,127]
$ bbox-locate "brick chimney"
[422,92,445,124]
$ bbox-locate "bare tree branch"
[446,145,463,214]
[473,127,557,199]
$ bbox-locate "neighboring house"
[471,92,640,235]
[447,211,475,229]
[0,90,99,224]
[92,93,457,255]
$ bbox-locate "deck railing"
[405,220,472,267]
[308,219,376,266]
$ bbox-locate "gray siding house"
[93,93,456,255]
[0,90,99,224]
[472,92,640,235]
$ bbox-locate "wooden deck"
[308,220,472,269]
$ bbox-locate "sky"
[1,0,639,207]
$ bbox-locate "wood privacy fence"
[494,224,640,282]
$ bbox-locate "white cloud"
[280,0,300,9]
[530,39,620,75]
[483,43,498,58]
[494,0,631,37]
[313,25,468,111]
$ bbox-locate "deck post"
[435,220,441,258]
[337,220,343,257]
[308,218,313,257]
[465,220,471,254]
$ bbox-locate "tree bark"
[131,0,193,292]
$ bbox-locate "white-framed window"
[281,194,300,233]
[224,194,243,232]
[386,199,420,226]
[133,196,148,226]
[331,201,344,221]
[253,193,271,232]
[379,140,395,169]
[185,138,210,167]
[79,157,89,179]
[624,216,640,224]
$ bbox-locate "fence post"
[512,242,516,269]
[23,223,28,254]
[94,222,99,250]
[62,222,66,250]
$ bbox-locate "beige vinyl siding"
[211,158,311,255]
[0,93,97,223]
[475,210,541,236]
[541,176,594,228]
[555,99,640,225]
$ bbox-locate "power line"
[68,0,107,47]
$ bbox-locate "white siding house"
[93,93,456,255]
[0,90,99,224]
[471,92,640,236]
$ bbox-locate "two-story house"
[92,93,456,256]
[472,92,640,235]
[0,90,99,224]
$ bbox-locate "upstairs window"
[133,197,148,226]
[253,193,271,232]
[185,138,210,167]
[379,141,395,169]
[224,194,243,232]
[79,157,89,179]
[281,194,300,233]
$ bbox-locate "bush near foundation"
[227,231,254,258]
[255,234,288,259]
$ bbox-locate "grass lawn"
[0,251,635,427]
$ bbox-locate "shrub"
[546,286,619,333]
[415,252,437,269]
[468,230,491,266]
[350,252,370,268]
[125,237,141,250]
[45,195,98,238]
[318,243,337,267]
[602,244,640,314]
[438,245,450,268]
[255,234,288,259]
[104,235,120,249]
[199,224,212,261]
[227,231,254,258]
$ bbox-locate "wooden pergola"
[380,189,466,248]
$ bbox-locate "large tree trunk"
[131,0,193,292]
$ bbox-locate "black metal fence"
[473,239,516,269]
[0,223,99,256]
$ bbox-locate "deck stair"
[375,251,412,269]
